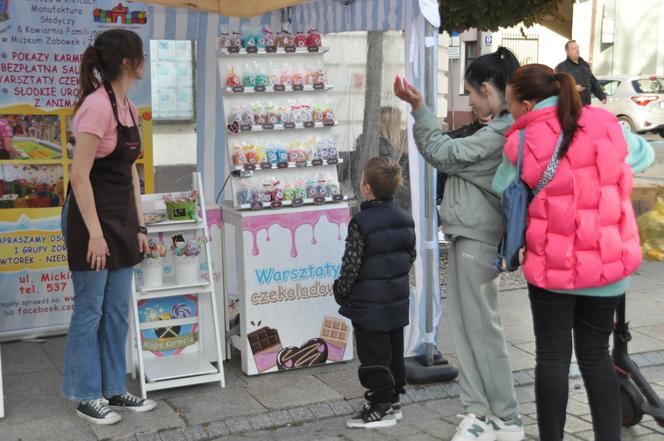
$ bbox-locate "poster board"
[0,1,154,340]
[222,204,352,376]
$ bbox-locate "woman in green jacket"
[395,47,523,441]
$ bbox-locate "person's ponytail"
[75,46,100,112]
[553,72,582,158]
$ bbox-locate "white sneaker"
[487,414,525,441]
[451,414,496,441]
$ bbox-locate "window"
[465,41,478,68]
[632,78,664,94]
[460,41,478,95]
[599,80,621,97]
[150,40,196,122]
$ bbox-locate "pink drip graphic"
[243,208,349,257]
[205,208,222,242]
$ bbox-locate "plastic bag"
[637,197,664,261]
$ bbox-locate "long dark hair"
[465,47,520,98]
[508,64,582,158]
[75,29,144,112]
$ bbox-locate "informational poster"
[0,1,154,340]
[235,206,353,375]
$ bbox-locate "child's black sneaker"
[76,398,121,425]
[105,392,157,412]
[392,399,403,420]
[346,401,396,429]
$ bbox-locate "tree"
[438,0,564,33]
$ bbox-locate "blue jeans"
[60,193,133,401]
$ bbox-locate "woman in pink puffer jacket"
[493,63,654,441]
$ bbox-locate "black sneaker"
[105,393,157,412]
[76,398,122,425]
[392,400,403,420]
[346,401,396,429]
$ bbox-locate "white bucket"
[141,259,164,288]
[173,255,199,285]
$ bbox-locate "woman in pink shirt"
[60,29,156,425]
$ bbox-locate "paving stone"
[225,416,253,434]
[328,399,354,416]
[427,384,449,400]
[347,397,366,411]
[564,415,594,434]
[287,406,315,424]
[407,387,435,403]
[423,398,465,417]
[519,401,537,416]
[92,402,185,441]
[377,423,423,437]
[182,424,209,441]
[266,409,292,428]
[309,402,335,419]
[135,432,161,441]
[246,375,342,410]
[168,388,264,425]
[203,421,230,438]
[513,370,533,386]
[110,436,138,441]
[400,393,414,405]
[442,382,460,398]
[159,428,188,441]
[248,413,273,431]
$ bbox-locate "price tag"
[265,46,277,53]
[303,121,315,128]
[227,47,240,54]
[254,85,266,92]
[313,197,326,205]
[244,164,256,171]
[246,46,258,54]
[327,158,338,165]
[262,123,274,130]
[270,201,283,209]
[284,122,296,129]
[260,162,273,170]
[292,198,304,207]
[292,84,304,91]
[332,194,344,202]
[295,161,308,168]
[285,46,296,53]
[240,124,253,131]
[313,83,325,90]
[307,46,320,52]
[250,202,263,210]
[273,84,286,92]
[277,162,289,169]
[311,159,323,166]
[232,86,245,93]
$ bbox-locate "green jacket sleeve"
[411,106,504,179]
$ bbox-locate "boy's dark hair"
[362,156,403,200]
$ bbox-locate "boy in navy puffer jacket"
[334,156,416,429]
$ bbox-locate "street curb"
[110,349,664,441]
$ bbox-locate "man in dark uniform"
[555,40,607,106]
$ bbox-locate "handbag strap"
[533,133,564,196]
[516,129,526,175]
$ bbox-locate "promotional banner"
[0,0,155,340]
[236,206,353,375]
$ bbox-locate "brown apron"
[66,82,143,271]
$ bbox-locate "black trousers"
[354,325,406,404]
[528,285,622,441]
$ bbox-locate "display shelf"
[146,218,204,233]
[227,121,337,134]
[219,47,329,56]
[233,157,342,172]
[139,316,198,331]
[144,353,219,383]
[138,279,211,295]
[129,172,225,397]
[223,84,333,95]
[238,195,348,210]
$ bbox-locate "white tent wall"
[140,0,443,356]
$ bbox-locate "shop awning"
[130,0,311,17]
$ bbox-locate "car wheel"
[618,116,636,132]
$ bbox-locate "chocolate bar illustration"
[277,338,328,370]
[319,316,349,362]
[247,326,282,372]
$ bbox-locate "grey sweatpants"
[446,237,520,419]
